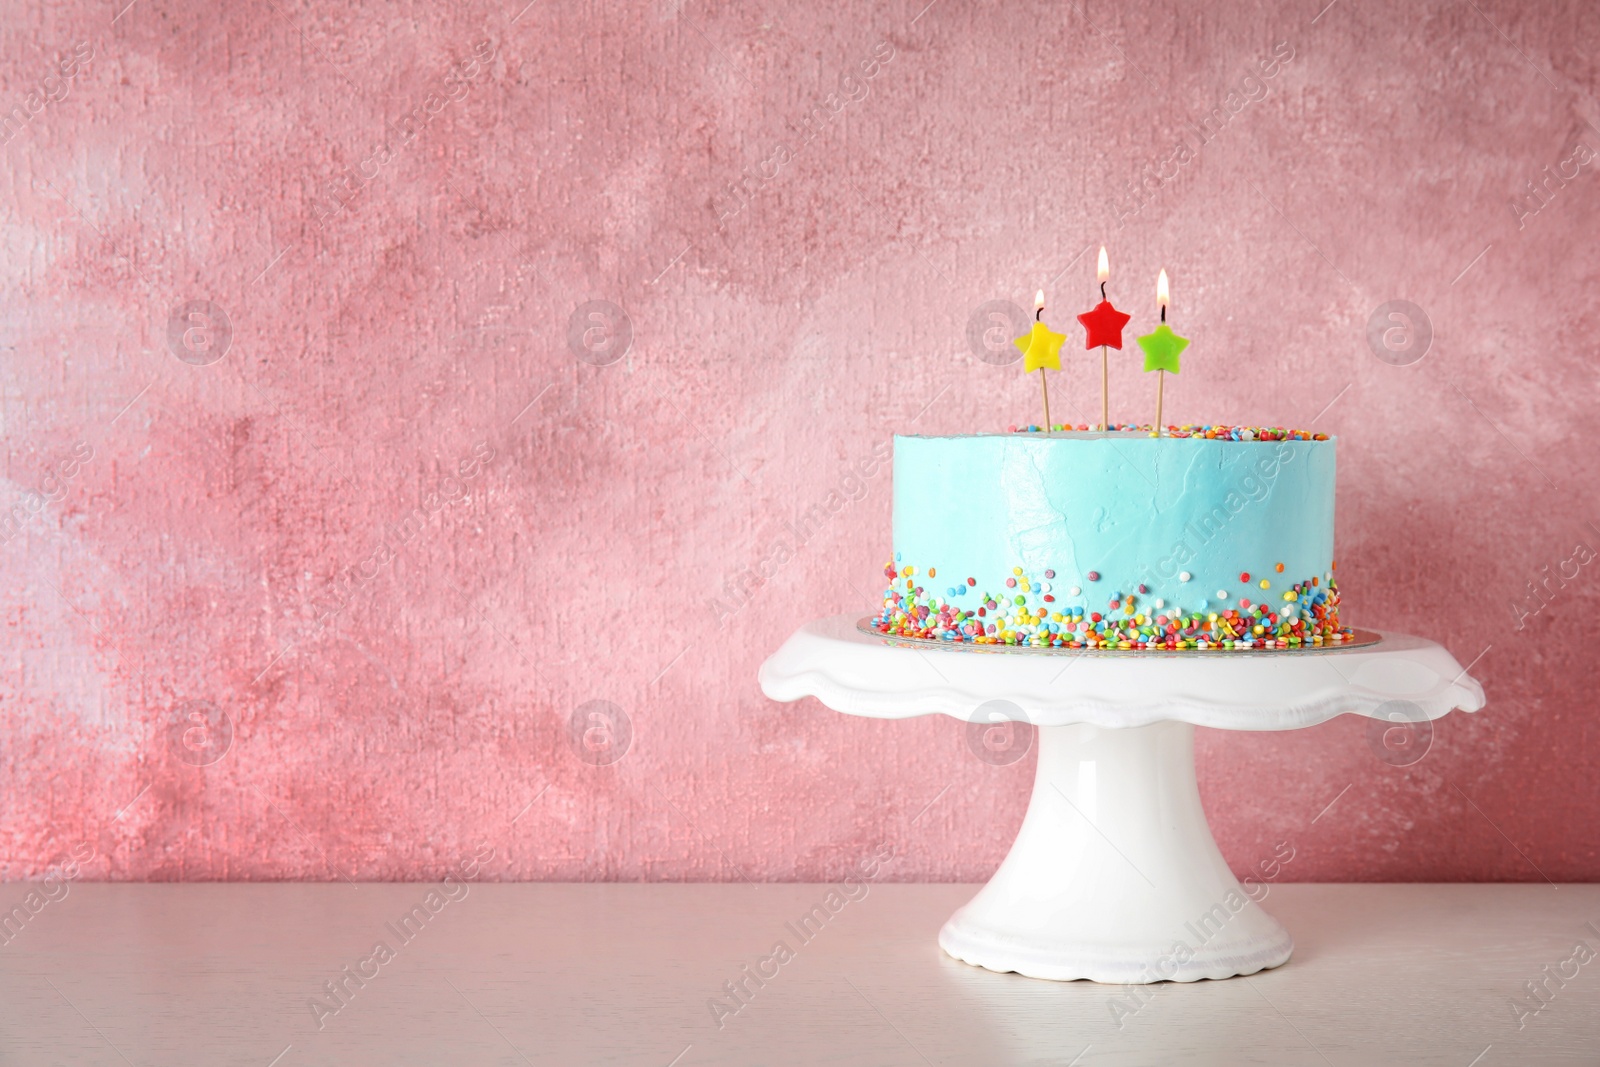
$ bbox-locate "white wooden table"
[0,884,1593,1065]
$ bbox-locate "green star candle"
[1136,269,1189,438]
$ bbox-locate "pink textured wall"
[1,0,1596,883]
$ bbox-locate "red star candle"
[1076,246,1132,432]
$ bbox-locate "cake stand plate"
[759,614,1485,984]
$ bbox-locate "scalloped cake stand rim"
[759,613,1485,731]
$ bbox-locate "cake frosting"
[874,426,1350,650]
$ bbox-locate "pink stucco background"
[1,0,1596,883]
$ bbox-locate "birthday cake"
[873,425,1350,650]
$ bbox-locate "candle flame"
[1096,247,1109,283]
[1034,288,1045,309]
[1157,269,1170,307]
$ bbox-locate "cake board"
[759,614,1486,984]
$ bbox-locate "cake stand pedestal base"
[939,720,1291,984]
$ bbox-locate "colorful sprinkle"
[1009,423,1331,441]
[872,558,1347,652]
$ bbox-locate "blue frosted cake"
[874,426,1350,650]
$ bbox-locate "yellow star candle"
[1135,269,1189,437]
[1014,289,1066,431]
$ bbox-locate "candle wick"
[1100,281,1106,301]
[1036,306,1043,321]
[1160,305,1166,323]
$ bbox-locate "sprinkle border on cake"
[872,559,1349,651]
[1003,423,1331,440]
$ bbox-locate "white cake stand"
[759,615,1485,984]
